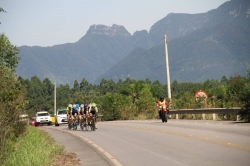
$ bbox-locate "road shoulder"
[40,127,111,166]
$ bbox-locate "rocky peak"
[86,24,131,36]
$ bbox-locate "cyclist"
[71,104,78,124]
[66,104,72,123]
[156,96,169,122]
[83,104,90,126]
[76,103,80,124]
[79,104,84,125]
[89,103,98,129]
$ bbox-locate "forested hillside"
[16,0,250,85]
[99,22,250,83]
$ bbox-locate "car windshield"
[58,110,67,115]
[37,113,49,116]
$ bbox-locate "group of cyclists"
[65,96,169,129]
[66,102,98,129]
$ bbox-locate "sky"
[0,0,229,47]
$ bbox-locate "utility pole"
[54,82,56,116]
[164,33,171,104]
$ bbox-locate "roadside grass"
[4,126,64,166]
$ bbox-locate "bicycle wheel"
[80,123,83,130]
[85,118,89,131]
[80,119,84,130]
[165,113,168,122]
[86,124,89,131]
[92,118,95,131]
[73,121,77,130]
[68,122,72,129]
[160,111,165,122]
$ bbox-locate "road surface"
[43,119,250,166]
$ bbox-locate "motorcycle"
[159,104,169,123]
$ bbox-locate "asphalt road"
[43,119,250,166]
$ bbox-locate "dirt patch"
[50,152,81,166]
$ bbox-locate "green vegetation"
[0,33,26,164]
[18,73,250,122]
[3,126,63,166]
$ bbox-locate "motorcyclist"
[156,96,169,122]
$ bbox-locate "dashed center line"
[105,123,250,151]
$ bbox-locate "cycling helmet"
[76,104,79,108]
[80,104,84,108]
[73,104,76,108]
[92,103,97,107]
[68,104,73,108]
[160,96,164,100]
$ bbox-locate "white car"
[35,111,52,126]
[55,109,68,126]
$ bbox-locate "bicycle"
[80,115,90,131]
[68,116,73,130]
[72,117,78,130]
[90,114,96,131]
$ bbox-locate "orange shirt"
[156,100,169,109]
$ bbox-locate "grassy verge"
[4,126,64,166]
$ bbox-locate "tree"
[25,76,44,112]
[72,79,80,94]
[136,85,156,118]
[0,7,6,24]
[101,93,132,120]
[212,85,227,107]
[238,71,250,122]
[0,33,20,70]
[150,80,163,99]
[42,78,54,111]
[79,78,89,92]
[0,64,25,163]
[227,75,245,107]
[56,84,71,108]
[220,75,228,85]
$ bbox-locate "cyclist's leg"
[88,113,92,124]
[67,114,70,123]
[79,115,82,124]
[82,114,86,127]
[95,114,98,129]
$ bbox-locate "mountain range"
[16,0,250,85]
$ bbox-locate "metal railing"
[169,107,242,120]
[169,107,241,114]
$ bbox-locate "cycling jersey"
[84,106,89,115]
[72,107,78,115]
[66,107,72,115]
[90,106,98,115]
[79,108,84,115]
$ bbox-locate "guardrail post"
[237,115,240,121]
[192,114,195,120]
[213,113,216,120]
[176,114,178,119]
[202,113,206,120]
